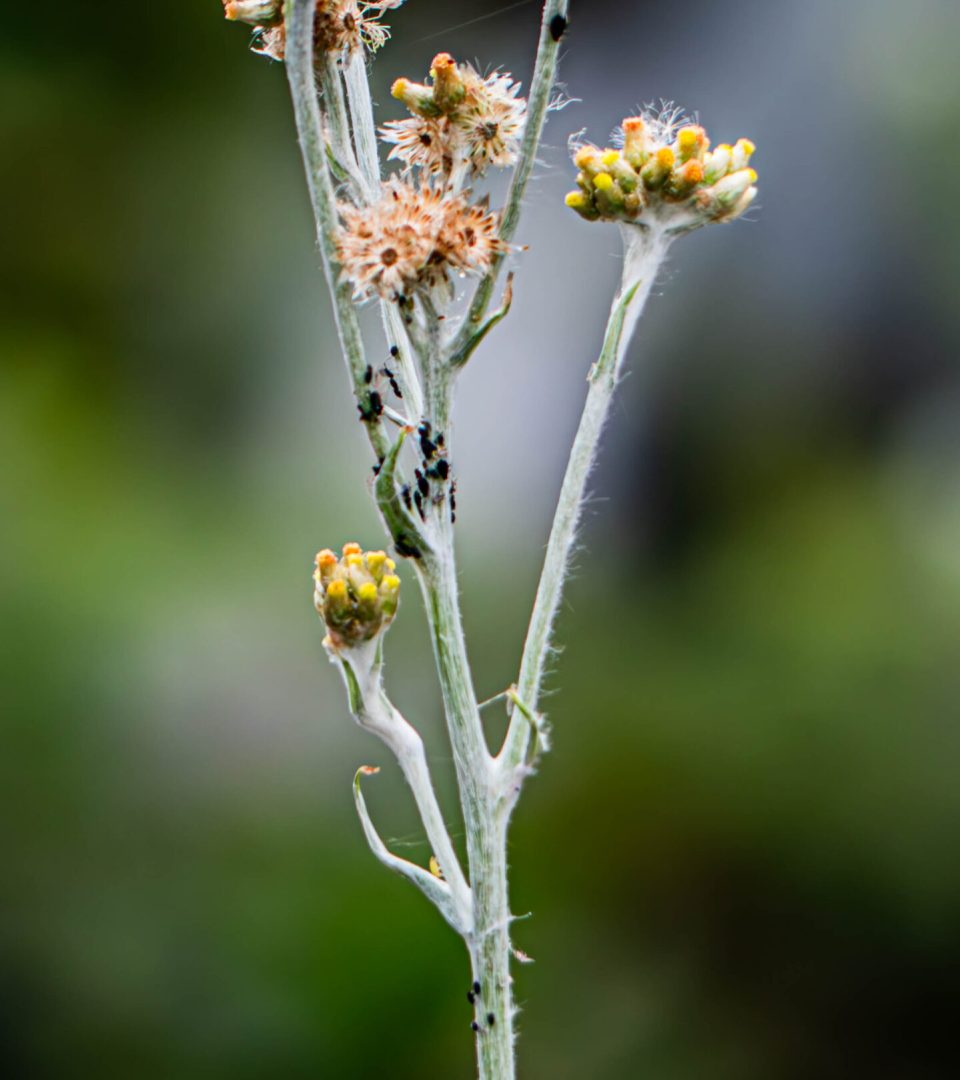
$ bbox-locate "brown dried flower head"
[336,178,506,301]
[223,0,405,61]
[381,53,526,179]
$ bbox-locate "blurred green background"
[3,1,960,1077]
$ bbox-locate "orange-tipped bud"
[622,117,650,168]
[314,545,402,649]
[223,0,282,26]
[430,53,468,112]
[641,147,674,190]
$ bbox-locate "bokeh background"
[4,1,960,1076]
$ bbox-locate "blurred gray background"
[3,1,960,1077]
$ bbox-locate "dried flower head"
[380,115,454,176]
[314,544,401,649]
[336,178,506,301]
[382,54,526,178]
[453,71,527,174]
[223,0,405,60]
[565,109,758,230]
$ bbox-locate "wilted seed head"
[336,178,507,301]
[565,108,758,229]
[223,0,405,60]
[382,54,526,177]
[314,544,400,649]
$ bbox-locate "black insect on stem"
[549,13,568,41]
[467,990,476,1005]
[487,1014,496,1027]
[381,366,403,399]
[393,534,422,560]
[471,1021,481,1033]
[473,981,481,995]
[413,489,426,521]
[389,345,400,359]
[415,469,430,498]
[400,484,413,512]
[357,390,383,423]
[363,364,373,384]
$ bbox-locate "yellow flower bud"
[565,190,595,219]
[676,125,708,163]
[326,578,348,602]
[641,147,674,190]
[731,138,756,172]
[365,551,388,580]
[704,144,733,184]
[313,545,402,649]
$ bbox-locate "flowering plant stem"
[258,0,759,1075]
[283,3,572,1076]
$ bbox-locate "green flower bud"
[313,543,401,650]
[429,53,467,113]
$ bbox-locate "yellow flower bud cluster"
[313,543,401,649]
[565,114,757,227]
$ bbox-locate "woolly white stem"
[339,651,472,925]
[455,0,570,354]
[499,226,671,776]
[290,4,581,1078]
[320,51,364,191]
[337,46,425,419]
[283,0,391,462]
[353,767,466,933]
[343,48,381,195]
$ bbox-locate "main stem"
[286,2,574,1074]
[416,358,516,1078]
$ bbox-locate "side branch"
[337,651,472,927]
[354,767,469,934]
[455,0,570,351]
[498,228,670,776]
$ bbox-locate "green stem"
[455,0,570,353]
[283,0,389,462]
[500,227,670,773]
